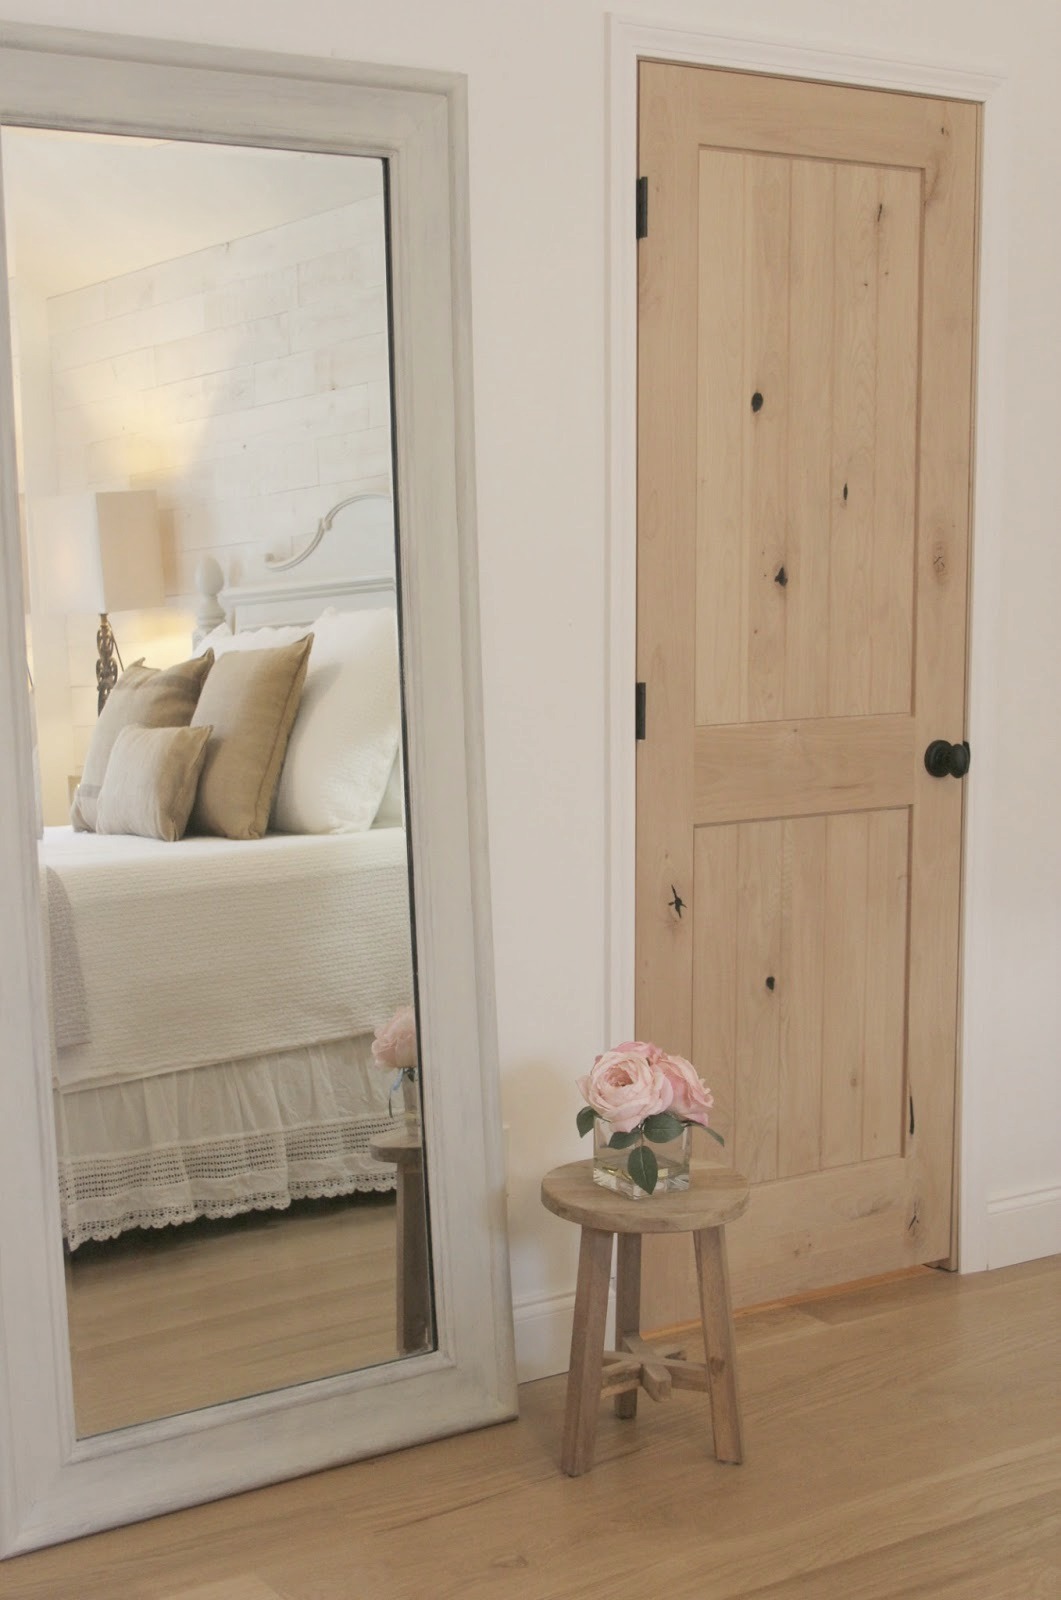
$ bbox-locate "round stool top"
[368,1130,423,1167]
[541,1160,750,1235]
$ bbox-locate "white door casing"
[605,15,1010,1282]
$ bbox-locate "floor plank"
[66,1193,406,1433]
[3,1256,1059,1599]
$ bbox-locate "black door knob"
[924,739,970,779]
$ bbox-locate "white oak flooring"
[4,1254,1059,1597]
[65,1193,405,1434]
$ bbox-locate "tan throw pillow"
[189,636,313,840]
[71,652,215,832]
[95,724,212,842]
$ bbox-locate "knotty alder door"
[636,63,979,1324]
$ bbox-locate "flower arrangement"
[372,1004,419,1120]
[577,1041,723,1195]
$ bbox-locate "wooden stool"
[368,1130,431,1355]
[540,1159,750,1476]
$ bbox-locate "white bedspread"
[41,826,413,1090]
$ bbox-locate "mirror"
[4,126,435,1437]
[0,26,514,1559]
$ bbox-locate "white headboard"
[193,491,395,638]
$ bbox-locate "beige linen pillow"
[189,636,313,840]
[71,652,215,832]
[95,724,212,842]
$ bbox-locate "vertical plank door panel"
[637,62,978,1323]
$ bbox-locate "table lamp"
[31,490,165,713]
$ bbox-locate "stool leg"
[693,1225,744,1464]
[396,1158,431,1354]
[613,1233,641,1419]
[561,1227,613,1476]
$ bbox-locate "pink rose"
[613,1040,664,1064]
[577,1048,674,1134]
[372,1005,418,1071]
[658,1052,714,1128]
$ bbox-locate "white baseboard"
[513,1288,616,1384]
[985,1184,1061,1270]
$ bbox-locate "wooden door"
[636,64,978,1323]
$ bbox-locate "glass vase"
[592,1118,691,1199]
[390,1067,421,1135]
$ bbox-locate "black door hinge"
[636,176,648,240]
[635,681,646,740]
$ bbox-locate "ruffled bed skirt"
[55,1035,403,1250]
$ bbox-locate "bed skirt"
[55,1035,403,1250]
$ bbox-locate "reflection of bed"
[41,501,413,1250]
[44,825,412,1248]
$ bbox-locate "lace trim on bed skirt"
[59,1113,399,1250]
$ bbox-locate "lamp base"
[96,614,118,714]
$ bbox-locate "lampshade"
[31,490,164,616]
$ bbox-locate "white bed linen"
[41,826,413,1090]
[55,1034,402,1249]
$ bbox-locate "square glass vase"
[592,1119,691,1199]
[390,1067,421,1134]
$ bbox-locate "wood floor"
[66,1193,406,1434]
[5,1255,1060,1598]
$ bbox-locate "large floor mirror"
[0,25,515,1557]
[7,124,432,1437]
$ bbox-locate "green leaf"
[705,1125,726,1146]
[576,1105,596,1139]
[642,1112,685,1144]
[607,1128,640,1149]
[627,1143,658,1194]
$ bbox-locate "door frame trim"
[605,15,1010,1273]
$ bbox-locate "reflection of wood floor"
[65,1194,405,1435]
[7,1256,1060,1598]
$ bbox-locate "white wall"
[5,0,1060,1375]
[8,277,75,819]
[43,196,390,782]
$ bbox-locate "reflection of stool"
[540,1160,750,1477]
[368,1131,431,1355]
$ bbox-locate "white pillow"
[196,621,310,657]
[193,623,232,656]
[271,607,400,834]
[373,751,405,827]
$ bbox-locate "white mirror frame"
[0,22,515,1557]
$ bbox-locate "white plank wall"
[34,194,391,784]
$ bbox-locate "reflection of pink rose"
[658,1053,714,1128]
[577,1048,673,1134]
[372,1005,418,1071]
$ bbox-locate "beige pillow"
[190,636,313,840]
[95,724,212,842]
[71,652,215,832]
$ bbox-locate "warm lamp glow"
[31,490,165,712]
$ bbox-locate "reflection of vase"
[400,1067,421,1133]
[592,1118,691,1199]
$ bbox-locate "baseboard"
[985,1184,1061,1270]
[513,1288,616,1384]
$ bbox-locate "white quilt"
[41,826,413,1091]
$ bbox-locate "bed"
[40,496,415,1249]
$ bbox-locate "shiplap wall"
[45,195,390,777]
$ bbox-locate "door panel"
[695,147,922,728]
[637,64,978,1323]
[692,810,910,1184]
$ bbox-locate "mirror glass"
[3,126,433,1437]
